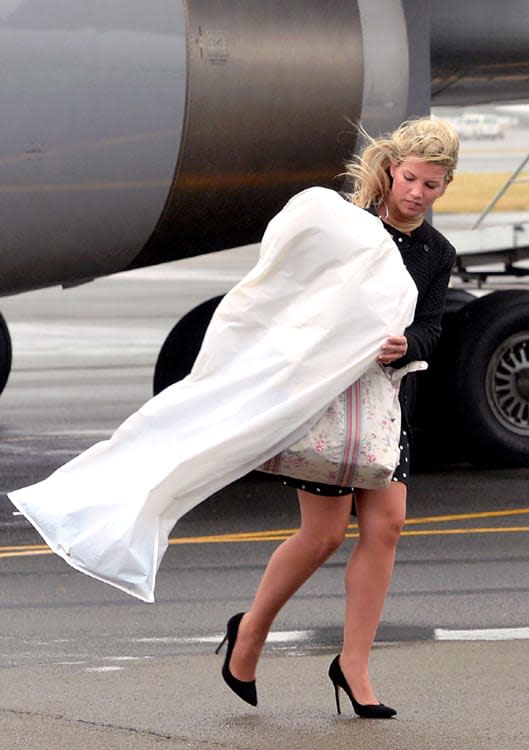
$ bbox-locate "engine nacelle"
[0,0,408,295]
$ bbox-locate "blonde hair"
[345,117,459,216]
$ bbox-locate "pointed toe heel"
[216,612,257,707]
[328,655,396,719]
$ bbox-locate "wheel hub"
[517,368,529,401]
[486,332,529,436]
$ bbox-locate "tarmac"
[2,475,529,749]
[0,641,528,749]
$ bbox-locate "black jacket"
[374,215,457,428]
[380,219,456,367]
[341,198,456,424]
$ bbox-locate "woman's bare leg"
[339,481,406,704]
[229,489,352,681]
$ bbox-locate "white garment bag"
[9,188,418,602]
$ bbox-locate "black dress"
[275,214,456,496]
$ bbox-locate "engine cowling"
[0,0,408,294]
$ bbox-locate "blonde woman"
[217,117,459,717]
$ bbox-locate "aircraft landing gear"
[153,296,223,395]
[444,290,529,467]
[416,289,529,468]
[0,314,12,396]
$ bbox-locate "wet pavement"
[0,642,528,749]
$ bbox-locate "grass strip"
[436,171,529,213]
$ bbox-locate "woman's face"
[388,157,448,220]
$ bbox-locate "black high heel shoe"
[215,612,257,707]
[328,655,396,719]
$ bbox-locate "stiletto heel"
[328,655,396,719]
[215,633,228,654]
[216,612,257,706]
[333,682,341,714]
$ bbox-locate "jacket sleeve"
[393,242,456,367]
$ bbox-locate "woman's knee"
[356,503,406,548]
[383,510,405,543]
[297,492,351,559]
[356,485,406,546]
[319,528,347,557]
[298,523,347,561]
[368,507,405,547]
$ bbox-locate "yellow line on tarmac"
[0,545,51,558]
[171,525,529,544]
[169,507,529,544]
[1,508,529,557]
[405,508,529,525]
[0,543,49,552]
[401,526,529,537]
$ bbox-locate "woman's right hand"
[377,335,408,364]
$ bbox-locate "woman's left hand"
[377,335,408,364]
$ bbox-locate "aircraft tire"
[153,296,223,395]
[444,290,529,467]
[0,314,12,396]
[398,288,476,467]
[442,288,476,314]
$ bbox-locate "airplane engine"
[0,0,408,297]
